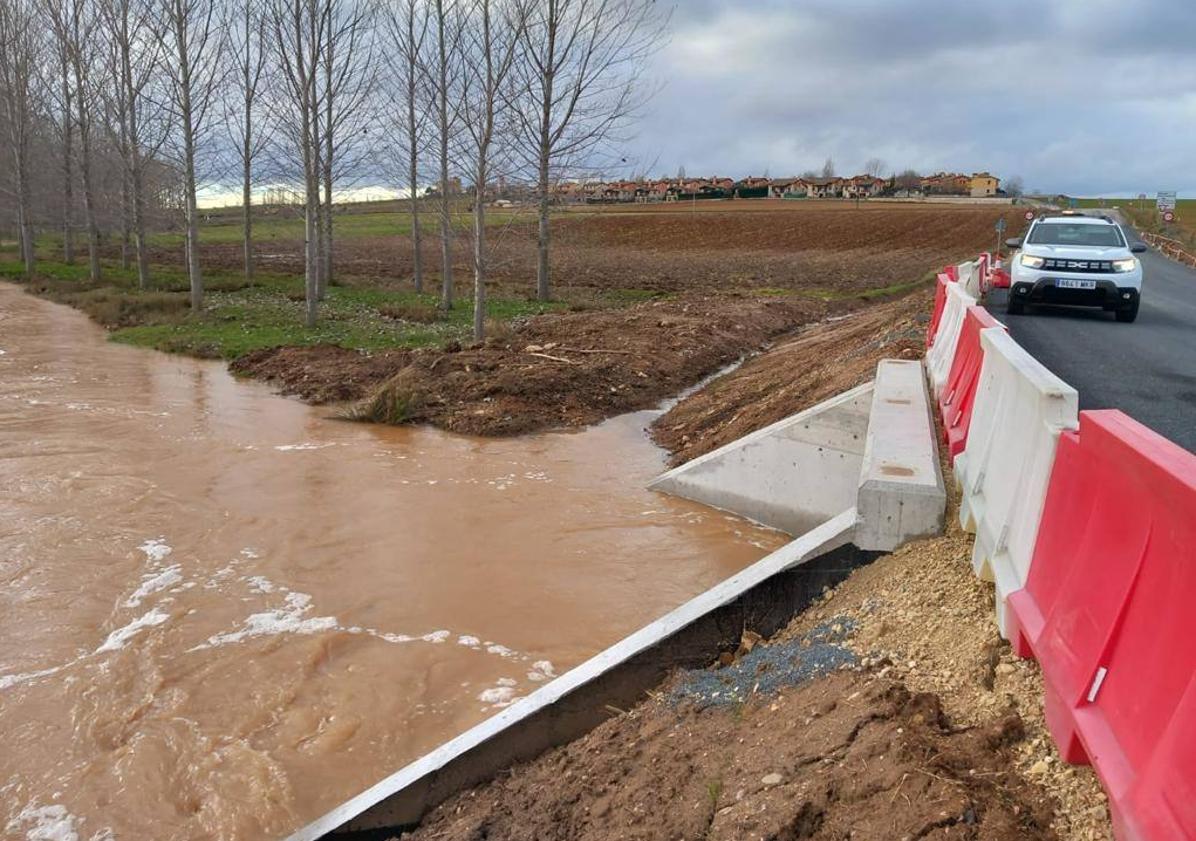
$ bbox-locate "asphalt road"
[988,220,1196,452]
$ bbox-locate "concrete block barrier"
[647,383,872,536]
[925,272,951,349]
[855,359,946,551]
[938,306,1006,462]
[925,282,977,397]
[954,329,1077,638]
[1005,411,1196,841]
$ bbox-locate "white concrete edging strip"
[287,510,862,840]
[926,282,977,397]
[855,360,947,551]
[648,382,873,535]
[954,329,1078,638]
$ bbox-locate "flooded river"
[0,283,785,841]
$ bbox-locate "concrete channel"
[289,359,946,840]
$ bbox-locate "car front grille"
[1041,258,1114,273]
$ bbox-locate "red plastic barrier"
[1006,410,1196,841]
[925,272,951,348]
[991,267,1011,289]
[937,305,1005,460]
[945,264,959,282]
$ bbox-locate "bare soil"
[403,672,1055,841]
[652,289,932,463]
[196,203,1022,297]
[348,293,825,435]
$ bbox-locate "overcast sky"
[619,0,1196,196]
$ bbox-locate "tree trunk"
[60,54,75,265]
[16,167,33,277]
[242,151,253,284]
[473,169,486,342]
[436,0,452,310]
[537,157,551,302]
[117,106,132,271]
[76,95,100,283]
[407,12,422,294]
[320,160,332,299]
[305,198,319,327]
[182,125,203,309]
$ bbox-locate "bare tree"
[863,157,886,178]
[45,0,104,281]
[0,0,39,277]
[316,0,376,298]
[459,0,525,341]
[269,0,325,326]
[226,0,270,284]
[516,0,666,301]
[381,0,429,292]
[894,168,921,192]
[154,0,224,311]
[47,30,76,264]
[1005,175,1024,198]
[428,0,460,310]
[820,157,835,178]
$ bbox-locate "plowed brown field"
[196,202,1023,298]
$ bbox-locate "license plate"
[1055,278,1097,290]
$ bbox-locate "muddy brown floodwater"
[0,282,786,841]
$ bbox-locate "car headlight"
[1019,254,1045,269]
[1112,258,1137,273]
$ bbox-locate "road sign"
[1024,210,1035,221]
[1164,211,1175,223]
[996,217,1007,233]
[1157,191,1177,212]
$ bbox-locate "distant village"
[550,171,1003,204]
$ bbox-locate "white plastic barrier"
[925,281,976,397]
[957,260,982,298]
[955,329,1078,638]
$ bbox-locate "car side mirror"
[1131,243,1147,253]
[1005,238,1023,249]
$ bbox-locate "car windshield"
[1028,223,1125,247]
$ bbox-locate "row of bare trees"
[0,0,666,337]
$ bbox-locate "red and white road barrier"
[923,254,1196,841]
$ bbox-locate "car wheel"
[1115,299,1139,323]
[1006,296,1025,315]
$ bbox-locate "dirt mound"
[355,293,825,436]
[404,670,1055,841]
[231,344,413,404]
[653,287,932,463]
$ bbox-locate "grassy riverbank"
[0,252,564,359]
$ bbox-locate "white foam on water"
[5,801,110,841]
[95,608,171,653]
[138,538,172,564]
[124,565,183,607]
[422,630,450,644]
[457,635,481,648]
[526,660,556,682]
[0,664,65,692]
[273,443,332,451]
[245,575,276,594]
[195,592,337,649]
[485,643,514,658]
[477,677,520,707]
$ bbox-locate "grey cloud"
[621,0,1196,194]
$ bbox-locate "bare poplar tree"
[428,0,459,310]
[316,0,375,298]
[516,0,665,301]
[103,0,166,288]
[380,0,429,293]
[226,0,270,284]
[459,0,525,341]
[48,30,76,264]
[154,0,224,311]
[269,0,325,326]
[0,0,39,277]
[45,0,104,281]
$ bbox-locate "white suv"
[1005,213,1146,323]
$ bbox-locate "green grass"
[1,256,565,360]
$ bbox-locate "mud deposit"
[0,283,787,841]
[404,669,1055,841]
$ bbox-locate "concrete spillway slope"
[291,359,944,840]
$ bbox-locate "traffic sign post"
[995,217,1007,260]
